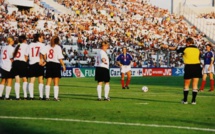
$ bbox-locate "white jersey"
[25,42,45,65]
[0,45,15,71]
[14,43,28,62]
[40,44,64,63]
[94,49,109,69]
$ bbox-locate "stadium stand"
[0,0,214,68]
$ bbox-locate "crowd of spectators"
[0,0,213,68]
[197,12,215,19]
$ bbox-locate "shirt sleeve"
[9,46,15,59]
[116,54,120,61]
[176,47,185,54]
[57,46,64,59]
[25,45,30,56]
[40,45,47,55]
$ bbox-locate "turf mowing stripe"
[0,116,214,132]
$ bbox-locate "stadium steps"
[40,0,72,14]
[33,3,45,14]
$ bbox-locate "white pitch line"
[0,116,215,132]
[136,103,148,105]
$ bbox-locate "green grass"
[0,77,214,134]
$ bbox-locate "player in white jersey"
[0,37,15,100]
[40,36,66,101]
[11,35,29,100]
[94,41,110,101]
[25,34,45,100]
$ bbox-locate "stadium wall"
[7,0,34,7]
[149,0,213,14]
[63,67,183,77]
[0,67,184,78]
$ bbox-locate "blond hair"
[7,37,14,44]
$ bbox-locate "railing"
[180,5,215,43]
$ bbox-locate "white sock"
[97,85,102,99]
[104,84,110,99]
[39,83,44,98]
[14,82,20,99]
[28,83,34,98]
[5,86,11,98]
[0,84,5,97]
[54,86,59,99]
[45,85,50,99]
[23,82,28,98]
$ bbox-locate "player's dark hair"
[186,37,194,44]
[13,35,27,58]
[206,44,212,48]
[100,40,109,48]
[122,47,127,51]
[33,33,43,42]
[18,35,27,43]
[51,36,60,47]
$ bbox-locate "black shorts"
[45,62,61,78]
[0,68,14,79]
[184,64,202,79]
[95,67,110,82]
[11,60,28,78]
[28,63,44,77]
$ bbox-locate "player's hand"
[208,67,211,71]
[62,66,66,72]
[102,58,107,64]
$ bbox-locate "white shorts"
[202,64,214,74]
[121,65,131,74]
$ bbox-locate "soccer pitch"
[0,77,214,134]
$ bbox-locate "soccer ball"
[142,86,148,92]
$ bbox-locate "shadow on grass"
[0,121,46,134]
[61,93,179,104]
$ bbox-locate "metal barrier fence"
[179,5,215,43]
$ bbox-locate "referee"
[162,37,202,105]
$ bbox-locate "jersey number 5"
[3,50,7,60]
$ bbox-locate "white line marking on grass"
[0,116,214,132]
[136,103,148,105]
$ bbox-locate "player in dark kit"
[116,47,133,89]
[199,44,214,92]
